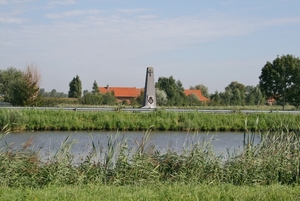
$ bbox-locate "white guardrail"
[0,107,300,114]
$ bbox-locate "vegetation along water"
[2,108,300,200]
[1,108,300,132]
[1,128,300,200]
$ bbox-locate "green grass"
[1,184,300,201]
[1,108,300,132]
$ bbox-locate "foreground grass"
[1,184,300,201]
[1,108,300,131]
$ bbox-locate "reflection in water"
[0,131,261,162]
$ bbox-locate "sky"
[1,0,300,94]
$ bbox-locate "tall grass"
[1,108,300,131]
[2,128,300,188]
[2,184,300,201]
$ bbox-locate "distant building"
[99,85,141,103]
[184,89,209,102]
[99,85,209,103]
[267,97,275,105]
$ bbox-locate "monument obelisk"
[142,67,156,108]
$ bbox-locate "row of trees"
[210,82,265,106]
[67,75,265,107]
[1,54,300,108]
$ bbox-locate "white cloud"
[0,16,25,24]
[45,9,102,19]
[116,8,150,15]
[47,0,76,6]
[0,0,33,4]
[137,15,158,20]
[0,10,27,25]
[1,3,300,92]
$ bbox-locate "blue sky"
[1,0,300,94]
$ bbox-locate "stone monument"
[142,67,156,108]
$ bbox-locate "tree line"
[1,54,300,108]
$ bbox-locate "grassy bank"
[1,184,300,201]
[0,108,300,131]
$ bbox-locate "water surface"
[0,131,260,161]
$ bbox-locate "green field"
[0,108,300,131]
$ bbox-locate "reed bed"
[2,129,300,188]
[0,108,300,132]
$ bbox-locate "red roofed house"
[99,85,209,103]
[99,85,142,103]
[184,89,209,102]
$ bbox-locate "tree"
[68,75,82,98]
[83,90,89,96]
[156,89,168,106]
[81,81,102,105]
[0,67,23,102]
[155,76,187,106]
[259,54,300,109]
[81,92,102,105]
[187,93,200,106]
[50,89,57,97]
[190,84,209,98]
[245,85,265,106]
[210,91,221,106]
[222,90,232,106]
[39,88,45,96]
[219,81,246,106]
[0,66,40,106]
[102,92,116,105]
[92,80,100,94]
[136,90,144,105]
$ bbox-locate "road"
[1,107,300,114]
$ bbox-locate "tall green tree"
[231,88,243,106]
[259,54,300,109]
[225,81,246,94]
[81,81,102,105]
[0,66,40,106]
[68,75,82,98]
[221,81,246,106]
[245,85,265,106]
[155,76,187,106]
[210,91,221,106]
[92,80,100,94]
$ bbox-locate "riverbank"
[1,129,300,186]
[1,129,300,199]
[0,108,300,131]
